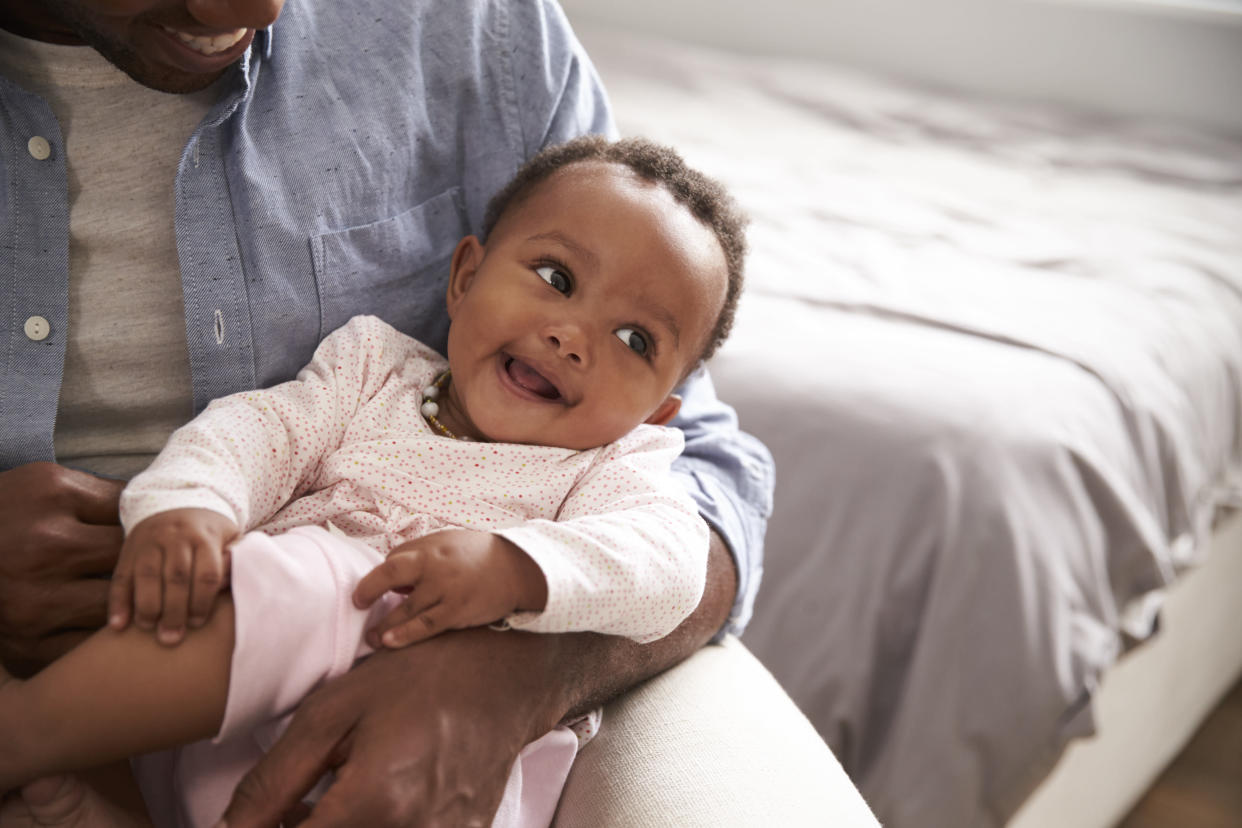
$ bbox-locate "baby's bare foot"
[0,775,150,828]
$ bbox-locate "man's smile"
[159,25,250,56]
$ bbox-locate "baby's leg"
[0,597,235,791]
[208,526,393,740]
[133,526,395,827]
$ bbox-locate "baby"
[0,135,747,827]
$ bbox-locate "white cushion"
[554,636,878,827]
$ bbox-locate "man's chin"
[113,59,229,94]
[40,11,235,94]
[79,33,233,94]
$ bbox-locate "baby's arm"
[352,529,547,648]
[356,426,708,647]
[115,316,420,642]
[355,427,704,648]
[496,425,709,643]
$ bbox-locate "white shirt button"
[27,136,52,161]
[24,315,51,341]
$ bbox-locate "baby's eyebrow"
[635,296,681,350]
[527,231,599,271]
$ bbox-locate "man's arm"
[217,531,735,828]
[0,463,124,677]
[669,367,775,638]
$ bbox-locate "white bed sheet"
[574,24,1242,827]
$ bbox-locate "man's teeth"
[163,26,248,56]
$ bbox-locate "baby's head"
[437,136,747,450]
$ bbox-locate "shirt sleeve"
[119,315,411,533]
[510,0,619,155]
[671,366,776,639]
[496,426,708,643]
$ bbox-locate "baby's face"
[440,161,727,449]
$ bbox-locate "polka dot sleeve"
[120,316,431,533]
[497,425,709,643]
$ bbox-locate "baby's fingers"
[157,543,195,645]
[353,550,423,609]
[187,541,228,630]
[375,596,448,648]
[130,545,167,633]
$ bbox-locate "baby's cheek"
[572,408,643,449]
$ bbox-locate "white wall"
[560,0,1242,134]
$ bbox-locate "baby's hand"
[352,529,547,648]
[108,508,238,646]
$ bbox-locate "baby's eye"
[535,265,572,295]
[615,327,650,356]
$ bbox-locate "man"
[0,0,774,825]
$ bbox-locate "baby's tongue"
[508,358,559,399]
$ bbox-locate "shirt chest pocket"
[310,188,466,351]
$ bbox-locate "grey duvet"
[577,25,1242,827]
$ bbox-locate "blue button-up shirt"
[0,0,771,634]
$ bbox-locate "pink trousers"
[132,526,578,828]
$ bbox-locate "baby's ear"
[445,236,484,319]
[644,394,682,426]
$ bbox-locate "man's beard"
[42,1,230,94]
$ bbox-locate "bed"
[567,17,1242,828]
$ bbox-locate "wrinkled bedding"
[575,25,1242,828]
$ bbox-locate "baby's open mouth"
[505,357,562,401]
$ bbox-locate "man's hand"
[216,626,565,828]
[0,463,125,676]
[215,530,737,828]
[108,509,238,646]
[353,529,547,649]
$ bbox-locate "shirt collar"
[258,23,275,61]
[204,22,274,126]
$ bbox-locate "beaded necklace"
[419,370,472,441]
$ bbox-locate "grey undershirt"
[0,29,214,479]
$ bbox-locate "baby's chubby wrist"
[127,507,239,543]
[119,473,243,535]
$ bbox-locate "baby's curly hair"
[483,135,748,366]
